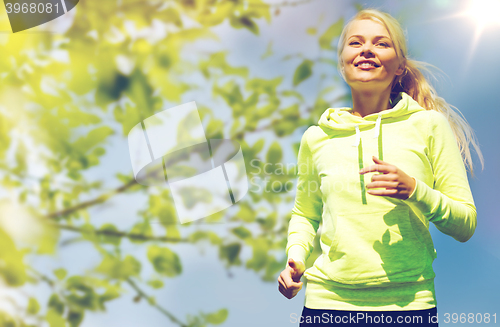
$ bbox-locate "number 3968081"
[5,2,61,14]
[442,312,497,324]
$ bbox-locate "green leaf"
[67,311,84,327]
[281,90,305,102]
[46,309,67,327]
[273,120,298,137]
[306,27,317,35]
[219,243,241,265]
[177,186,212,209]
[147,279,164,289]
[266,141,282,165]
[199,1,235,26]
[261,40,273,60]
[263,257,286,282]
[65,276,99,310]
[149,194,177,226]
[230,15,259,35]
[293,59,313,86]
[231,226,252,239]
[281,103,300,121]
[129,221,153,244]
[154,7,183,27]
[206,119,225,139]
[354,3,364,12]
[78,126,114,152]
[99,288,121,305]
[27,297,40,315]
[292,141,301,157]
[188,231,222,245]
[246,238,268,271]
[246,76,283,95]
[96,255,141,280]
[96,72,130,105]
[319,17,344,49]
[252,138,265,154]
[98,224,121,246]
[230,118,242,137]
[0,311,16,327]
[166,226,181,242]
[234,202,255,222]
[0,228,26,286]
[54,268,67,281]
[124,69,161,118]
[205,308,229,325]
[147,246,182,277]
[48,294,64,315]
[257,211,277,230]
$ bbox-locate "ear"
[395,63,405,76]
[395,60,406,76]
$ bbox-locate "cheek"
[380,52,400,70]
[341,49,356,64]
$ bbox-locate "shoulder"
[297,126,327,155]
[424,110,453,133]
[301,125,324,141]
[410,110,451,131]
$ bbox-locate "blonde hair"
[337,9,484,178]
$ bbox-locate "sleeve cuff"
[407,177,417,200]
[403,177,437,223]
[286,244,307,267]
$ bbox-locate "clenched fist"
[278,258,306,299]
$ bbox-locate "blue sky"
[5,0,499,326]
[91,1,499,326]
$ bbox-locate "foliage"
[0,0,348,325]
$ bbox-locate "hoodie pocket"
[322,206,427,285]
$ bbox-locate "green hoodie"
[286,92,477,310]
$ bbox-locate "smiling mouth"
[355,61,380,68]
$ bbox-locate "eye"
[349,41,361,46]
[377,42,390,47]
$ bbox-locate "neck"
[350,87,392,118]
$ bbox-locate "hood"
[317,92,426,205]
[318,92,425,136]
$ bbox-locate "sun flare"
[465,0,500,32]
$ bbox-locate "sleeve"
[285,128,323,265]
[404,110,477,242]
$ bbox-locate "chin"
[348,80,391,92]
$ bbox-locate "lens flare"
[465,0,500,31]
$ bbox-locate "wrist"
[408,177,417,199]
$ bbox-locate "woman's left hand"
[359,156,416,200]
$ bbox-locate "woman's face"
[341,19,404,91]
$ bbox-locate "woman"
[278,9,483,327]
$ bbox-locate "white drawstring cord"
[352,124,360,147]
[372,112,382,139]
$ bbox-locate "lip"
[354,60,380,69]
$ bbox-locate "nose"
[360,43,375,57]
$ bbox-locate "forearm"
[405,177,477,242]
[286,212,320,264]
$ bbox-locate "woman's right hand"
[278,258,306,299]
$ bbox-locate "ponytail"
[392,59,484,178]
[338,9,484,178]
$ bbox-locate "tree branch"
[54,223,190,243]
[126,278,189,327]
[46,179,139,220]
